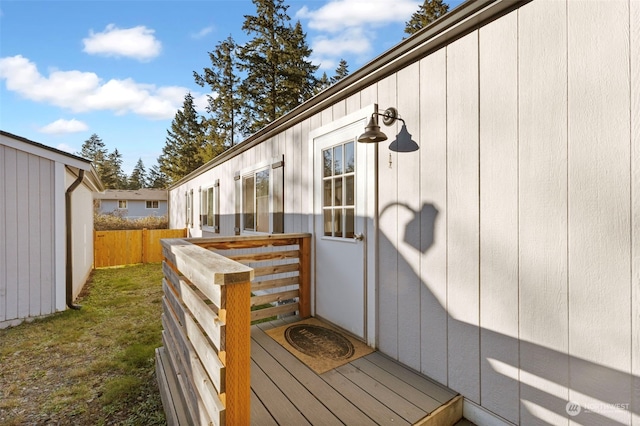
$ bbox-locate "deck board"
[250,317,459,426]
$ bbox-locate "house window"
[118,200,127,209]
[200,181,220,232]
[237,157,284,234]
[186,190,193,227]
[322,141,355,238]
[146,200,159,209]
[243,168,270,232]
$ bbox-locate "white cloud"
[0,55,192,120]
[310,27,373,70]
[295,0,419,33]
[191,26,214,39]
[40,118,89,134]
[83,24,162,61]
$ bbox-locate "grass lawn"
[0,264,166,425]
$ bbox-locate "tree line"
[80,0,448,189]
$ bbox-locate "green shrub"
[94,212,168,231]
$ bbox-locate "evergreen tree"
[404,0,449,35]
[195,35,242,149]
[331,59,349,84]
[148,164,169,189]
[158,93,208,183]
[79,133,107,164]
[238,0,317,135]
[315,72,332,93]
[127,158,147,189]
[101,149,126,189]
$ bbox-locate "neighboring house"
[168,1,639,425]
[94,189,168,219]
[0,131,104,329]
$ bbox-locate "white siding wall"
[169,0,638,423]
[1,145,56,327]
[67,170,95,300]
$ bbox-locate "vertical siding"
[0,145,56,326]
[396,62,422,370]
[377,74,400,358]
[446,30,480,404]
[419,47,448,386]
[632,1,640,424]
[518,1,569,424]
[479,11,519,423]
[567,1,632,425]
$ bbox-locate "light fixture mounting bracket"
[381,107,399,126]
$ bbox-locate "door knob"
[353,233,364,241]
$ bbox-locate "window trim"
[200,180,220,233]
[118,200,127,209]
[145,200,159,209]
[238,156,282,235]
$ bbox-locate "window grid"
[322,141,355,239]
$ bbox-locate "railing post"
[298,236,312,318]
[219,277,251,425]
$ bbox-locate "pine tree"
[101,149,126,189]
[195,35,242,149]
[331,59,349,84]
[404,0,449,35]
[79,133,107,182]
[148,164,169,189]
[158,93,208,183]
[127,158,147,189]
[238,0,317,135]
[315,72,332,93]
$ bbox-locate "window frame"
[200,180,220,233]
[145,200,159,209]
[238,157,282,235]
[118,200,127,209]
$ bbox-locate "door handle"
[353,233,364,241]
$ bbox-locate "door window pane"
[256,170,270,232]
[321,141,356,239]
[243,176,255,230]
[345,142,354,173]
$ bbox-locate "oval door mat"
[285,324,355,360]
[266,317,375,374]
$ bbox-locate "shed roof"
[94,189,168,201]
[1,130,104,192]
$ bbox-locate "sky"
[0,0,462,174]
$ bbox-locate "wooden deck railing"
[156,233,311,426]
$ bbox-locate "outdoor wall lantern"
[358,105,419,152]
[357,106,403,143]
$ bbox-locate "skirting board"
[463,399,516,426]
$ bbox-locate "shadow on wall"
[378,201,638,425]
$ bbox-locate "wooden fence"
[93,228,187,268]
[155,233,311,425]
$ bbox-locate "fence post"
[220,278,251,425]
[298,236,312,318]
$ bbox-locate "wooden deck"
[250,317,461,426]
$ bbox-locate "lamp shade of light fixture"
[358,115,388,143]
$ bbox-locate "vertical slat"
[28,154,42,317]
[446,30,480,403]
[567,1,631,424]
[396,61,421,370]
[478,11,519,424]
[377,74,399,358]
[419,48,448,385]
[40,159,54,315]
[220,279,251,425]
[0,146,6,322]
[298,236,311,318]
[632,1,640,423]
[16,150,30,319]
[4,147,19,321]
[518,1,568,424]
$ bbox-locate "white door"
[312,117,371,340]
